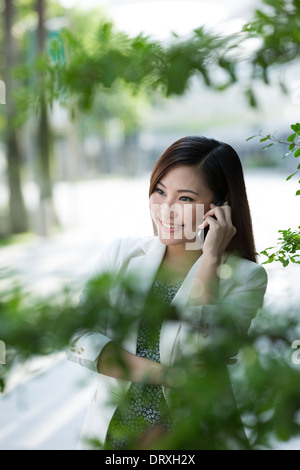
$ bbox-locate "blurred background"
[0,0,300,450]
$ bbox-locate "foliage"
[260,227,300,266]
[17,21,240,115]
[41,0,300,111]
[4,0,300,148]
[8,0,300,125]
[247,123,300,265]
[242,0,300,102]
[1,269,300,449]
[243,0,300,69]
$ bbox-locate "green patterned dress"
[104,279,183,450]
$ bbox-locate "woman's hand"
[189,202,236,306]
[198,201,236,258]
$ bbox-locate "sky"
[58,0,259,40]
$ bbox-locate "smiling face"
[149,165,215,248]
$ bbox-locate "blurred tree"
[1,0,65,237]
[60,7,156,177]
[54,0,300,108]
[3,0,28,234]
[78,82,152,174]
[35,0,59,235]
[243,0,300,78]
[36,0,51,198]
[57,22,237,111]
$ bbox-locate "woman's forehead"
[161,165,204,186]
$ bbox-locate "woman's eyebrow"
[157,180,199,196]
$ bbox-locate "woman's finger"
[204,205,226,225]
[199,215,218,230]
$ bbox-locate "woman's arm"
[97,341,177,388]
[188,202,236,306]
[188,252,221,306]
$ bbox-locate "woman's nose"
[159,202,180,220]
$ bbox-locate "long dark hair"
[149,136,257,263]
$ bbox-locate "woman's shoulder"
[224,252,268,288]
[107,234,157,253]
[99,235,157,268]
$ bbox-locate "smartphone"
[197,200,225,244]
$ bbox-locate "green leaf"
[286,172,298,181]
[245,88,257,108]
[294,148,300,158]
[246,135,257,141]
[296,190,300,196]
[291,123,300,133]
[260,250,268,256]
[260,134,271,142]
[289,144,296,151]
[262,143,274,150]
[287,133,296,142]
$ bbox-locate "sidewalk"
[0,354,93,450]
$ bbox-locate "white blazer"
[66,235,268,449]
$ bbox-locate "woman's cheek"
[183,205,201,238]
[149,196,159,224]
[183,205,196,230]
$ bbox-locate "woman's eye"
[154,188,193,202]
[155,188,164,195]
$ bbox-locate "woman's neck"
[165,243,202,266]
[157,243,202,283]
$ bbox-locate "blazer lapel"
[119,236,233,309]
[108,237,167,354]
[125,236,167,293]
[170,255,202,307]
[124,237,231,306]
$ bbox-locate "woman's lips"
[159,219,184,233]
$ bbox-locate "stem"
[258,131,300,148]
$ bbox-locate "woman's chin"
[157,231,192,246]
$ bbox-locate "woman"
[67,136,268,450]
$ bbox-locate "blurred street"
[0,169,299,450]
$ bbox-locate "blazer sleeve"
[66,237,122,373]
[178,262,268,360]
